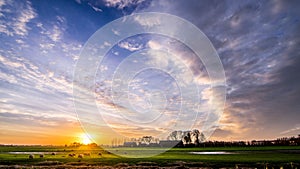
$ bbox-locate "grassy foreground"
[0,145,299,168]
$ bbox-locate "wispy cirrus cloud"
[0,0,36,36]
[88,2,103,12]
[103,0,145,9]
[280,124,300,135]
[118,40,143,51]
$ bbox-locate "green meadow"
[0,145,300,168]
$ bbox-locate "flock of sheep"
[28,152,102,159]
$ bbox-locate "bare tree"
[182,132,191,144]
[199,132,206,142]
[167,129,206,145]
[141,136,154,145]
[167,131,183,140]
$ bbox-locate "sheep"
[83,153,90,156]
[78,154,84,158]
[39,154,44,158]
[68,153,75,157]
[29,154,34,159]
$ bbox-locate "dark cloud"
[211,128,233,139]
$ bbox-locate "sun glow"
[80,133,92,145]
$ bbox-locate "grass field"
[0,145,299,168]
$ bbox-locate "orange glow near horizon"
[79,133,93,145]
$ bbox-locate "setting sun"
[80,133,92,145]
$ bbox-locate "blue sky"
[0,0,300,145]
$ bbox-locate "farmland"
[0,145,300,168]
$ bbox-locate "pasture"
[0,145,300,168]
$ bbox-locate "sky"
[0,0,300,145]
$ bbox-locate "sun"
[80,133,92,145]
